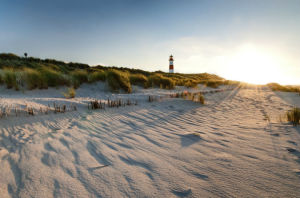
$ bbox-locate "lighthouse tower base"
[169,69,174,73]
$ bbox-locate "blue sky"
[1,0,300,84]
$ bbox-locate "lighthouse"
[169,55,174,73]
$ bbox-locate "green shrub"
[41,68,70,88]
[147,74,175,89]
[89,71,106,83]
[3,69,18,90]
[286,107,300,126]
[106,69,132,93]
[129,74,148,87]
[0,53,20,60]
[71,70,88,87]
[23,68,44,89]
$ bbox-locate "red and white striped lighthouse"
[169,55,174,73]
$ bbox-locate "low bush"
[267,83,300,93]
[106,69,132,93]
[147,74,175,89]
[174,78,185,86]
[89,71,106,83]
[205,80,222,88]
[198,93,205,104]
[71,70,88,88]
[286,107,300,126]
[184,80,198,88]
[0,53,20,60]
[3,69,18,90]
[129,74,148,87]
[63,87,76,98]
[0,72,2,84]
[41,68,70,88]
[223,80,240,86]
[23,68,44,89]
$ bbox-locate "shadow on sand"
[179,133,202,147]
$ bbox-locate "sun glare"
[225,44,282,85]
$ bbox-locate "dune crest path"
[1,89,300,198]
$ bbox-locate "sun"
[225,44,282,85]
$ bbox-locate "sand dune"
[0,85,300,197]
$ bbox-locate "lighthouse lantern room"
[169,55,174,73]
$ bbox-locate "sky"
[1,0,300,85]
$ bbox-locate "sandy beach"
[0,84,299,197]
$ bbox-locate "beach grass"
[129,73,148,87]
[63,87,76,98]
[286,107,300,126]
[3,68,18,90]
[268,83,300,93]
[71,69,89,88]
[107,69,132,93]
[147,74,175,89]
[89,71,106,83]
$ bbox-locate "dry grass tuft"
[286,107,300,126]
[268,83,300,93]
[63,87,76,99]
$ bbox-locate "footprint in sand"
[44,142,57,153]
[287,140,297,146]
[172,188,192,197]
[286,148,300,162]
[271,133,280,137]
[59,138,70,149]
[193,172,209,180]
[287,148,298,153]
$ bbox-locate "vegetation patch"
[23,68,45,89]
[267,83,300,93]
[147,74,175,89]
[71,70,88,88]
[89,71,106,83]
[203,80,223,88]
[40,68,70,88]
[106,69,132,93]
[184,80,198,88]
[129,73,148,87]
[63,87,76,98]
[169,91,205,104]
[286,107,300,126]
[3,68,18,90]
[0,53,236,91]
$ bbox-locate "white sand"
[0,83,300,198]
